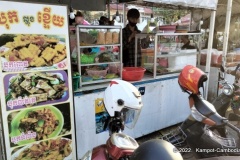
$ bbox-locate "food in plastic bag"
[112,32,119,44]
[105,31,113,44]
[200,49,220,65]
[79,32,96,45]
[96,31,105,44]
[109,63,121,74]
[97,52,115,62]
[157,58,168,67]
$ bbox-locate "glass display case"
[135,32,202,78]
[76,25,122,87]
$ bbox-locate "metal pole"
[123,3,126,26]
[222,0,233,72]
[204,10,216,99]
[0,109,6,160]
[107,0,110,18]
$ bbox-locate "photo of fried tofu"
[29,56,46,67]
[41,47,57,62]
[8,50,21,61]
[0,34,67,68]
[28,44,41,56]
[53,52,66,64]
[54,43,65,52]
[19,47,34,60]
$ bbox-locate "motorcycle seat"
[191,94,227,126]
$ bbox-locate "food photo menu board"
[0,1,77,159]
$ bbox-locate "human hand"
[128,31,137,42]
[233,95,240,101]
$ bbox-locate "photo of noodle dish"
[11,137,72,160]
[10,106,64,146]
[0,34,67,71]
[4,71,69,110]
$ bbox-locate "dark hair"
[99,16,115,25]
[75,11,84,18]
[99,16,109,25]
[182,35,189,39]
[127,8,140,19]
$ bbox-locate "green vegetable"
[92,76,101,80]
[31,76,36,86]
[73,72,80,77]
[105,74,116,79]
[35,127,42,132]
[88,29,99,37]
[50,78,60,85]
[37,119,45,127]
[5,91,12,101]
[31,81,35,86]
[10,77,18,85]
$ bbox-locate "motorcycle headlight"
[81,150,92,160]
[222,83,234,96]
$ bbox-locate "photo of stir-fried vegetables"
[12,137,72,160]
[10,106,64,146]
[5,71,69,109]
[19,108,59,140]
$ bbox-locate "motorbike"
[161,65,240,159]
[211,64,240,137]
[81,79,143,160]
[81,111,139,160]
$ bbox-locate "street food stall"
[73,0,219,158]
[1,0,231,159]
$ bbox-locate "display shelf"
[135,32,202,78]
[76,25,122,88]
[81,77,121,85]
[80,61,121,67]
[156,51,198,58]
[79,44,121,48]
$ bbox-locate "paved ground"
[135,124,197,160]
[135,122,240,160]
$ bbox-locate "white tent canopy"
[127,0,218,10]
[144,0,218,10]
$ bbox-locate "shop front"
[0,0,220,159]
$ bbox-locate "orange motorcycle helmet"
[178,65,208,94]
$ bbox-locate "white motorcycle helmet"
[104,80,143,128]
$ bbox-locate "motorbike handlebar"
[226,64,240,78]
[226,121,240,138]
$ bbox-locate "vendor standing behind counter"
[181,35,196,49]
[122,8,141,67]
